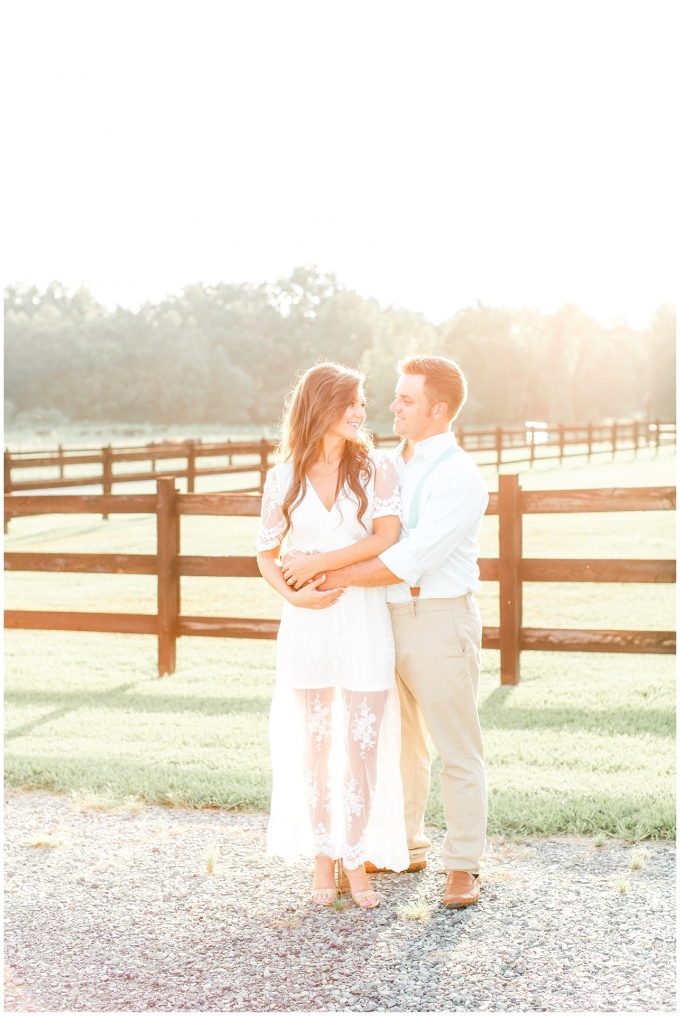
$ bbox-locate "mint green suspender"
[400,442,459,597]
[407,445,458,530]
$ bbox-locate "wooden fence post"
[499,473,522,685]
[157,477,180,676]
[186,440,196,493]
[632,420,639,458]
[259,439,269,493]
[655,419,661,456]
[102,445,113,520]
[587,422,593,461]
[4,449,11,532]
[495,426,503,470]
[558,423,565,466]
[4,449,12,496]
[57,444,64,478]
[611,421,617,460]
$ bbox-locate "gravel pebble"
[4,791,676,1012]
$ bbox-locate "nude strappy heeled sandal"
[336,860,380,909]
[310,886,338,906]
[351,889,380,909]
[335,859,350,892]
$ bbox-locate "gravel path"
[4,791,675,1013]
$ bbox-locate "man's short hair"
[398,355,468,421]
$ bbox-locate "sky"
[3,0,678,327]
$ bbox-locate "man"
[306,355,488,908]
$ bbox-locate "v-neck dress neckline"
[306,477,340,515]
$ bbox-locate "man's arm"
[377,472,488,588]
[318,558,401,590]
[323,472,488,591]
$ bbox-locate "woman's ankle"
[313,854,336,886]
[343,863,371,889]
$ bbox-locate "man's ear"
[433,401,447,419]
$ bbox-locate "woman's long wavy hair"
[277,362,373,539]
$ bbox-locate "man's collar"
[410,430,457,462]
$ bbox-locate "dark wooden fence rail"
[4,478,675,683]
[4,438,271,495]
[5,419,675,504]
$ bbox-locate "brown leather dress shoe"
[442,870,481,909]
[364,860,427,874]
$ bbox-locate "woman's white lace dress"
[256,450,409,871]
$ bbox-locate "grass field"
[4,448,676,840]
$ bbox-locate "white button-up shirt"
[379,431,488,602]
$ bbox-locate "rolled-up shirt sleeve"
[379,471,488,586]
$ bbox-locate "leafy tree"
[4,274,675,428]
[644,304,676,419]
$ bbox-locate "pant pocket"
[447,610,466,657]
[451,606,483,658]
[467,606,483,648]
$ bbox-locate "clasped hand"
[281,549,325,590]
[280,550,344,609]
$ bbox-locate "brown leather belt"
[409,586,420,598]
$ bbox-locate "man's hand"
[317,559,401,590]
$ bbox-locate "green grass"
[5,632,674,840]
[398,896,433,921]
[4,450,676,840]
[429,650,675,840]
[5,633,276,810]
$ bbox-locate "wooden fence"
[5,419,675,509]
[4,438,271,496]
[4,477,675,683]
[375,419,676,467]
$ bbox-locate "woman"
[256,361,409,908]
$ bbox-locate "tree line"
[4,267,675,428]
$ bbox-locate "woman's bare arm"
[280,515,401,590]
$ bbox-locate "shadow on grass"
[5,682,141,742]
[5,686,272,741]
[480,685,675,737]
[7,685,674,741]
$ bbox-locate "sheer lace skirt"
[267,682,410,871]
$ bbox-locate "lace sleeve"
[371,451,402,520]
[256,466,287,551]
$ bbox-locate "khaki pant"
[388,595,487,873]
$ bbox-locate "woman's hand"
[280,548,304,568]
[288,574,345,609]
[282,551,324,590]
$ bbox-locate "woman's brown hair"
[277,361,373,539]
